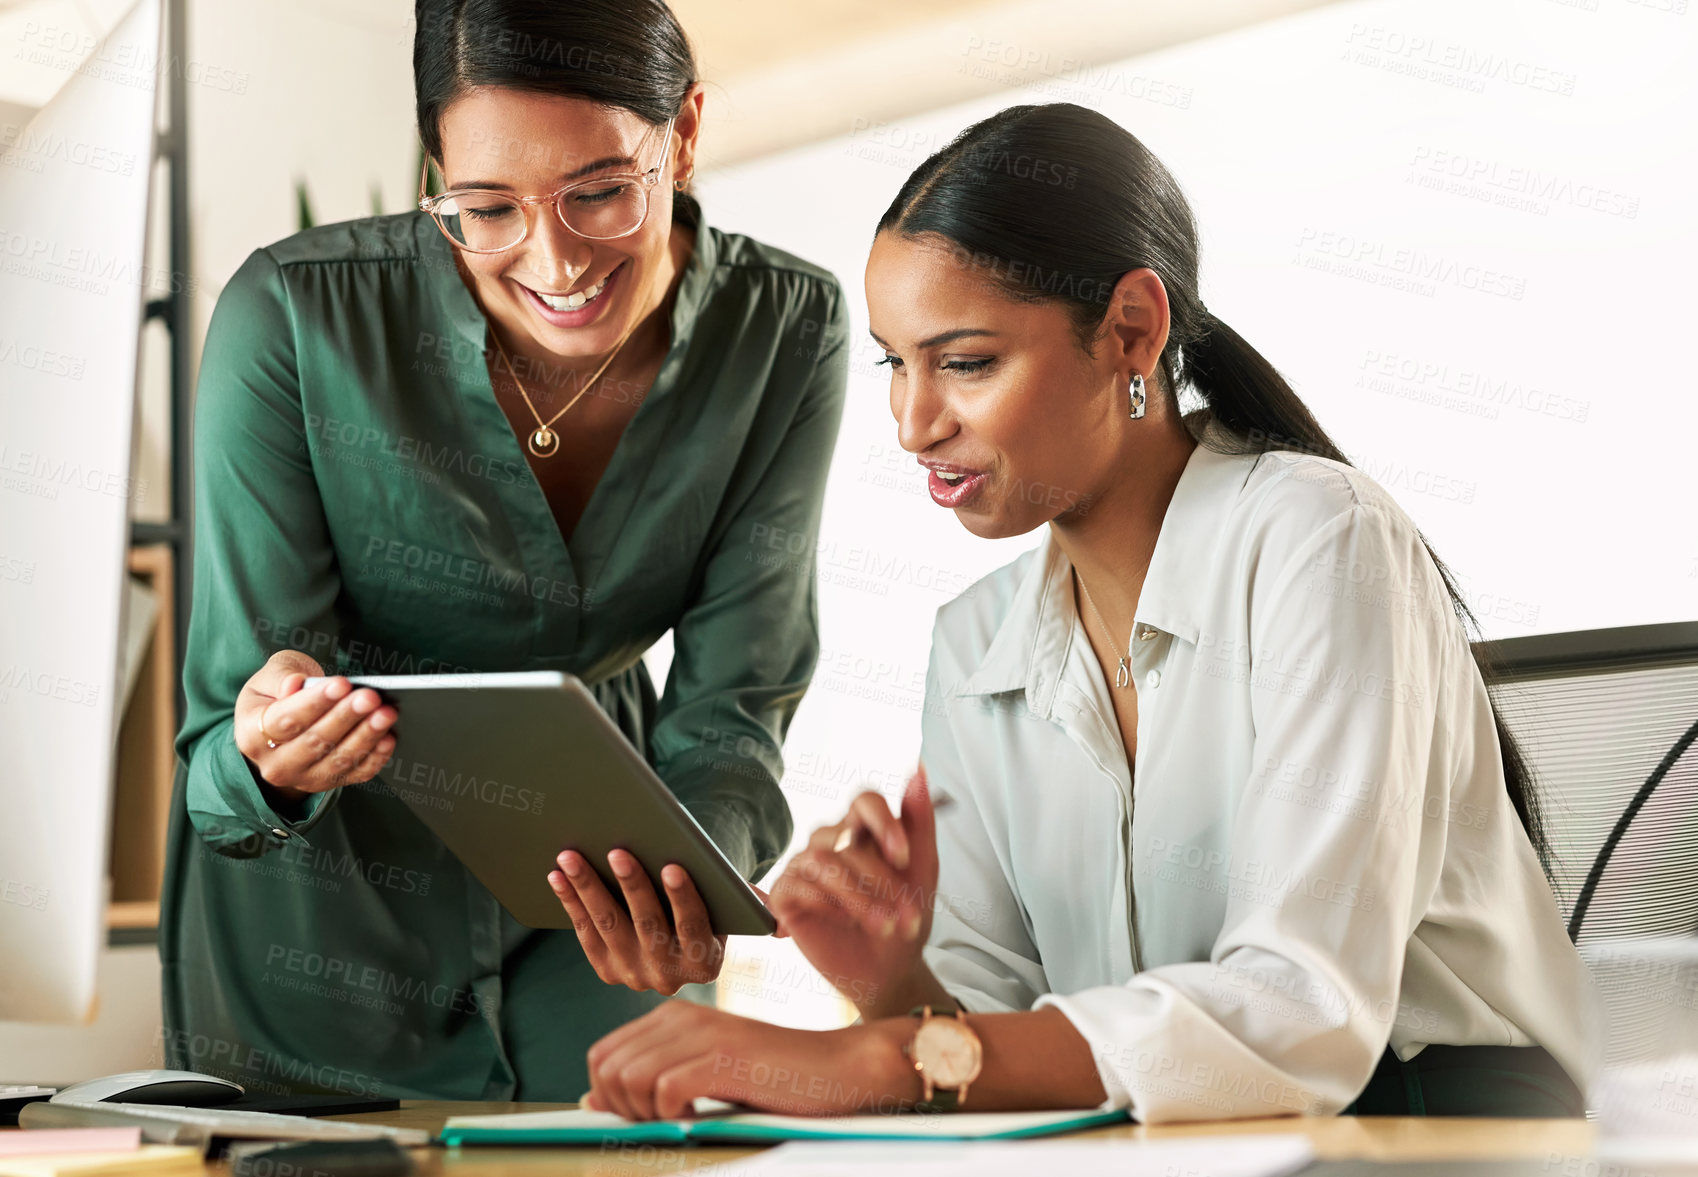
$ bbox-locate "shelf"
[109,544,178,931]
[106,900,161,930]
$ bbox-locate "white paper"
[684,1134,1316,1177]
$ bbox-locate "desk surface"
[283,1103,1596,1176]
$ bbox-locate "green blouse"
[159,198,848,1100]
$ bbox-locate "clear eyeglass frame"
[417,114,677,252]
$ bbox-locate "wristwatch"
[902,1004,983,1111]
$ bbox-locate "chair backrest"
[1473,621,1698,946]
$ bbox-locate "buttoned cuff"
[193,713,344,851]
[1037,981,1323,1123]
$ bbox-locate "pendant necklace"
[1074,565,1147,690]
[488,323,635,459]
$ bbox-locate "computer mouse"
[51,1069,244,1106]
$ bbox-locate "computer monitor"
[0,0,161,1024]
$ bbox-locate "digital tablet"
[299,670,777,936]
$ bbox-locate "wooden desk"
[289,1103,1597,1177]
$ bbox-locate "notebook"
[439,1104,1133,1146]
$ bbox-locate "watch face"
[913,1018,983,1088]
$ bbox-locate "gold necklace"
[1074,565,1144,690]
[488,324,635,458]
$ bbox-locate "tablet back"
[345,672,776,937]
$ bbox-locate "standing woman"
[160,0,848,1099]
[575,103,1596,1122]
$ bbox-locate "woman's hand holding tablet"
[233,650,399,806]
[549,850,751,994]
[547,852,787,994]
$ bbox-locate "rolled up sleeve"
[648,281,849,884]
[175,247,346,857]
[1036,502,1452,1122]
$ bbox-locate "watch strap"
[915,1087,960,1113]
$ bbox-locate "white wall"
[157,0,419,524]
[695,0,1698,1025]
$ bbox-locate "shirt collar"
[953,421,1259,709]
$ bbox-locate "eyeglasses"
[418,115,677,253]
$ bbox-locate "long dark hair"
[877,102,1548,867]
[413,0,700,226]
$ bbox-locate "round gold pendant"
[527,427,560,458]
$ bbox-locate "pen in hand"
[829,788,955,857]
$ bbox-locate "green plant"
[294,143,430,231]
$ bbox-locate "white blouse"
[917,435,1597,1123]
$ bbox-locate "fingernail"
[903,908,923,940]
[371,711,394,731]
[890,838,910,871]
[662,865,683,888]
[562,853,582,877]
[325,679,349,700]
[351,691,376,714]
[881,912,899,938]
[609,851,632,878]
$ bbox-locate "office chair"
[1475,622,1698,1075]
[1475,621,1698,945]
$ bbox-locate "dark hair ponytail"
[413,0,701,227]
[877,102,1548,867]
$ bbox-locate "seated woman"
[575,102,1597,1123]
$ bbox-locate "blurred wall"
[695,0,1698,1024]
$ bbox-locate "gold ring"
[258,704,281,750]
[832,828,853,853]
